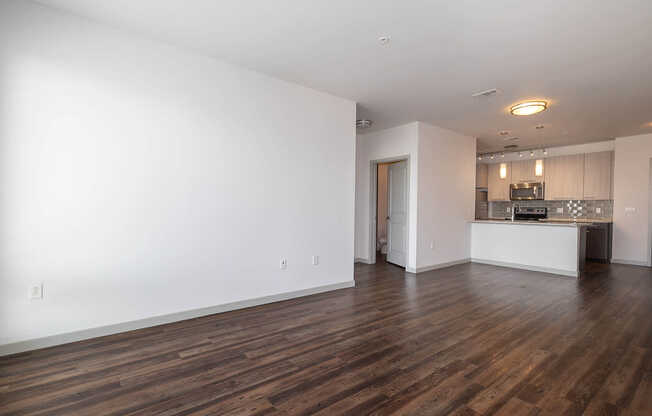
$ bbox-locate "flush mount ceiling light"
[499,130,510,136]
[356,119,373,129]
[510,101,548,116]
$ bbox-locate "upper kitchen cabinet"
[511,159,544,183]
[544,154,584,200]
[476,164,488,188]
[488,162,511,201]
[583,151,613,200]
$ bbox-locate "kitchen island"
[470,219,592,277]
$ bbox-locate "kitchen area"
[471,147,614,277]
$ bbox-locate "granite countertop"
[471,218,612,227]
[471,219,580,227]
[539,218,613,224]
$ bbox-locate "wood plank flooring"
[1,260,652,415]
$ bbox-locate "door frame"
[369,155,411,269]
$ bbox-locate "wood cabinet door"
[583,151,613,200]
[512,159,543,183]
[545,155,584,200]
[511,160,525,183]
[476,163,488,188]
[488,162,511,201]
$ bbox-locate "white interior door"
[387,161,408,267]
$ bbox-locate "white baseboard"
[406,258,471,274]
[611,259,651,267]
[0,280,355,357]
[471,258,578,278]
[354,257,374,264]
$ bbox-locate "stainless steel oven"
[510,182,544,200]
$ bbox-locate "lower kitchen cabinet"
[585,223,612,263]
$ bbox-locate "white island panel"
[471,222,579,277]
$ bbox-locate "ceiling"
[35,0,652,152]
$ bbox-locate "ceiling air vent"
[356,119,373,129]
[471,88,498,98]
[504,144,519,149]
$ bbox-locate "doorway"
[370,157,409,268]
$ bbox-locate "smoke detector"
[356,119,373,129]
[378,36,391,45]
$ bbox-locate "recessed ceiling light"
[378,36,391,45]
[356,119,373,129]
[510,101,548,116]
[530,150,535,157]
[519,152,523,157]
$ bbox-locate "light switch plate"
[312,256,319,266]
[556,207,563,214]
[596,207,601,214]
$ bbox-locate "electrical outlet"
[312,255,319,266]
[280,258,287,270]
[556,207,563,214]
[29,283,43,300]
[506,207,511,213]
[596,207,601,214]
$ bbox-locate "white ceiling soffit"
[33,0,652,151]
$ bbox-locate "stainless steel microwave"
[510,182,545,200]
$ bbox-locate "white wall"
[354,122,476,272]
[355,123,418,269]
[613,133,652,266]
[417,123,476,269]
[0,0,356,348]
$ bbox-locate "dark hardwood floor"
[1,259,652,415]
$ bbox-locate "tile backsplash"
[488,200,613,220]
